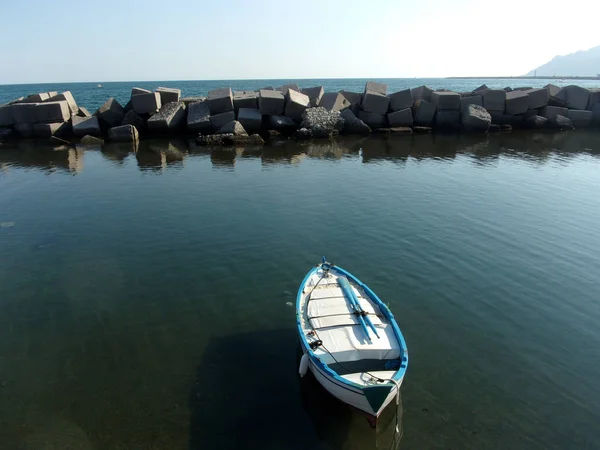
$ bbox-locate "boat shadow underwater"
[188,329,402,450]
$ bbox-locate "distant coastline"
[447,76,600,81]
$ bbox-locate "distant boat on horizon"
[97,84,103,88]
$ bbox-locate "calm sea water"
[2,78,600,112]
[1,131,600,449]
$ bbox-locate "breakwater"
[1,81,599,146]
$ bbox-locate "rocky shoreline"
[1,82,599,146]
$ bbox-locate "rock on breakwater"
[1,83,599,146]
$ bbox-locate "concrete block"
[505,90,529,115]
[482,90,506,112]
[340,109,371,135]
[46,92,78,115]
[132,92,161,114]
[0,127,13,140]
[122,110,147,132]
[361,90,390,114]
[15,123,34,138]
[358,111,386,129]
[47,91,58,97]
[388,89,413,112]
[284,89,310,121]
[237,108,262,133]
[340,91,362,110]
[35,101,71,123]
[545,84,567,107]
[109,124,139,142]
[11,103,38,124]
[147,102,186,132]
[207,88,234,114]
[216,120,248,135]
[561,85,590,110]
[435,110,460,128]
[526,115,548,128]
[21,93,50,103]
[460,95,482,108]
[79,135,104,145]
[489,112,514,125]
[541,106,568,121]
[461,104,491,131]
[156,87,181,104]
[269,115,298,131]
[0,105,13,126]
[593,104,600,124]
[233,91,258,111]
[413,100,436,126]
[387,108,413,127]
[258,89,285,115]
[411,85,433,102]
[187,101,212,133]
[276,84,301,95]
[364,81,387,95]
[256,86,274,92]
[431,91,460,110]
[94,98,125,129]
[473,84,489,93]
[132,87,151,96]
[319,93,351,112]
[78,107,91,117]
[33,121,70,138]
[587,89,600,110]
[73,116,101,137]
[181,96,206,106]
[301,86,324,107]
[525,88,549,109]
[210,111,236,131]
[567,110,593,128]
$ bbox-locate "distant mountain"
[525,45,600,77]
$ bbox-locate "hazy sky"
[1,0,598,84]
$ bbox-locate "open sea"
[1,79,600,449]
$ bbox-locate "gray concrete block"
[525,88,549,109]
[364,81,387,95]
[11,103,37,124]
[147,102,186,132]
[435,110,460,128]
[340,91,362,106]
[567,109,593,128]
[35,101,71,123]
[269,115,298,131]
[541,106,568,121]
[207,88,234,114]
[460,95,482,108]
[593,104,600,124]
[473,84,489,93]
[284,89,310,121]
[132,92,161,114]
[33,121,70,138]
[78,107,91,117]
[359,111,386,129]
[109,124,139,142]
[181,96,207,106]
[482,90,506,112]
[187,101,212,133]
[411,85,433,102]
[413,100,436,126]
[256,86,274,92]
[461,104,491,131]
[587,89,600,110]
[505,90,529,115]
[561,85,590,110]
[94,98,125,129]
[0,127,13,140]
[431,91,460,110]
[73,116,101,137]
[387,108,413,127]
[319,93,351,112]
[233,91,258,111]
[276,84,301,96]
[156,87,181,104]
[15,123,34,138]
[237,108,262,133]
[301,86,324,107]
[21,93,50,103]
[340,109,371,135]
[210,111,236,131]
[47,91,58,97]
[132,87,151,96]
[0,105,13,126]
[122,110,147,132]
[361,90,390,114]
[46,92,78,115]
[258,89,285,115]
[217,120,247,135]
[526,115,548,128]
[388,89,413,112]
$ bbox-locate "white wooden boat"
[297,258,408,426]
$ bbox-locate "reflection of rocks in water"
[136,139,186,172]
[0,141,84,174]
[211,148,243,169]
[361,136,410,163]
[261,146,307,165]
[23,417,92,450]
[98,141,138,165]
[304,139,350,160]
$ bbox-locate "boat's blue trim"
[296,262,409,392]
